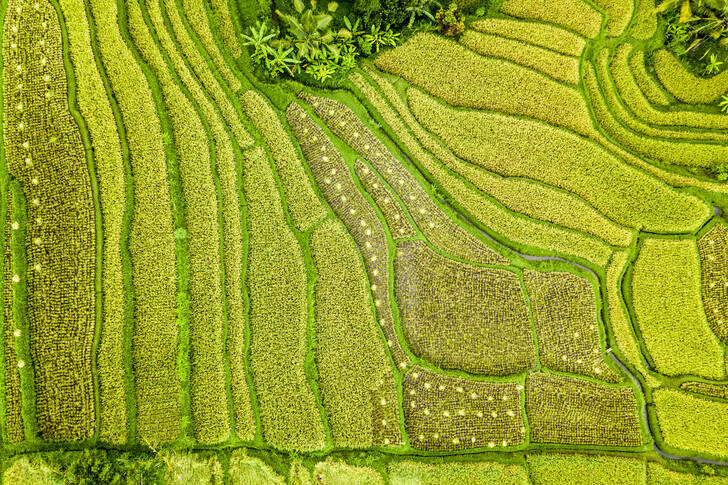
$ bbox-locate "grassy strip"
[614,45,728,129]
[590,0,633,37]
[407,86,710,233]
[374,33,596,139]
[653,49,728,105]
[354,70,617,267]
[287,101,412,372]
[389,460,529,484]
[606,252,660,388]
[526,372,642,446]
[469,18,585,56]
[154,0,252,148]
[127,0,230,444]
[242,146,326,451]
[403,366,526,451]
[697,222,728,345]
[632,238,724,379]
[653,388,728,459]
[526,454,646,485]
[89,0,182,446]
[592,50,728,167]
[240,91,326,232]
[523,270,620,382]
[57,0,128,445]
[395,240,536,375]
[499,0,602,38]
[310,219,400,448]
[354,159,416,240]
[631,0,658,40]
[140,0,254,440]
[208,0,242,58]
[177,0,240,91]
[627,49,671,106]
[3,188,21,443]
[648,461,728,484]
[680,381,728,400]
[4,1,95,441]
[314,460,385,485]
[459,31,580,85]
[298,91,509,267]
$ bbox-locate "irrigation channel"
[365,110,728,467]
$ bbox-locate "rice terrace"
[1,0,728,482]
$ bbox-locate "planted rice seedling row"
[298,92,508,267]
[286,101,411,371]
[4,0,96,441]
[697,222,728,345]
[310,219,401,448]
[468,18,586,56]
[653,50,728,105]
[498,0,602,38]
[680,381,728,400]
[403,366,526,451]
[4,188,23,443]
[394,240,536,376]
[627,50,671,106]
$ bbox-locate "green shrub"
[435,2,465,37]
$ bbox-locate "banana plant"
[264,44,301,77]
[240,21,277,63]
[658,0,728,53]
[276,0,340,62]
[406,0,441,28]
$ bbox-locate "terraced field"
[1,0,728,482]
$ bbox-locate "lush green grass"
[631,238,724,379]
[90,0,182,445]
[459,31,580,85]
[354,159,416,240]
[310,219,401,448]
[313,460,385,485]
[394,240,536,375]
[653,389,728,459]
[5,0,96,441]
[524,270,620,382]
[58,0,128,444]
[526,453,646,485]
[389,460,530,485]
[407,86,711,233]
[241,91,326,232]
[403,366,526,451]
[499,0,602,38]
[526,373,642,446]
[469,18,586,56]
[242,146,326,451]
[653,50,728,105]
[697,222,728,345]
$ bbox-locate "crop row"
[240,91,326,232]
[459,31,580,85]
[468,18,586,56]
[527,454,646,485]
[3,189,22,443]
[524,270,620,382]
[403,367,525,451]
[285,101,410,371]
[631,238,724,379]
[208,0,242,58]
[590,0,633,37]
[407,85,710,234]
[653,50,728,105]
[5,0,96,441]
[526,373,642,447]
[310,219,401,448]
[242,146,326,451]
[680,381,728,400]
[353,159,415,240]
[627,50,672,106]
[653,389,728,459]
[128,0,231,444]
[697,222,728,345]
[498,0,602,38]
[138,0,255,440]
[591,49,728,167]
[374,33,596,139]
[613,46,728,130]
[394,240,536,375]
[630,0,658,40]
[147,0,252,149]
[298,92,508,266]
[353,69,618,266]
[57,0,129,444]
